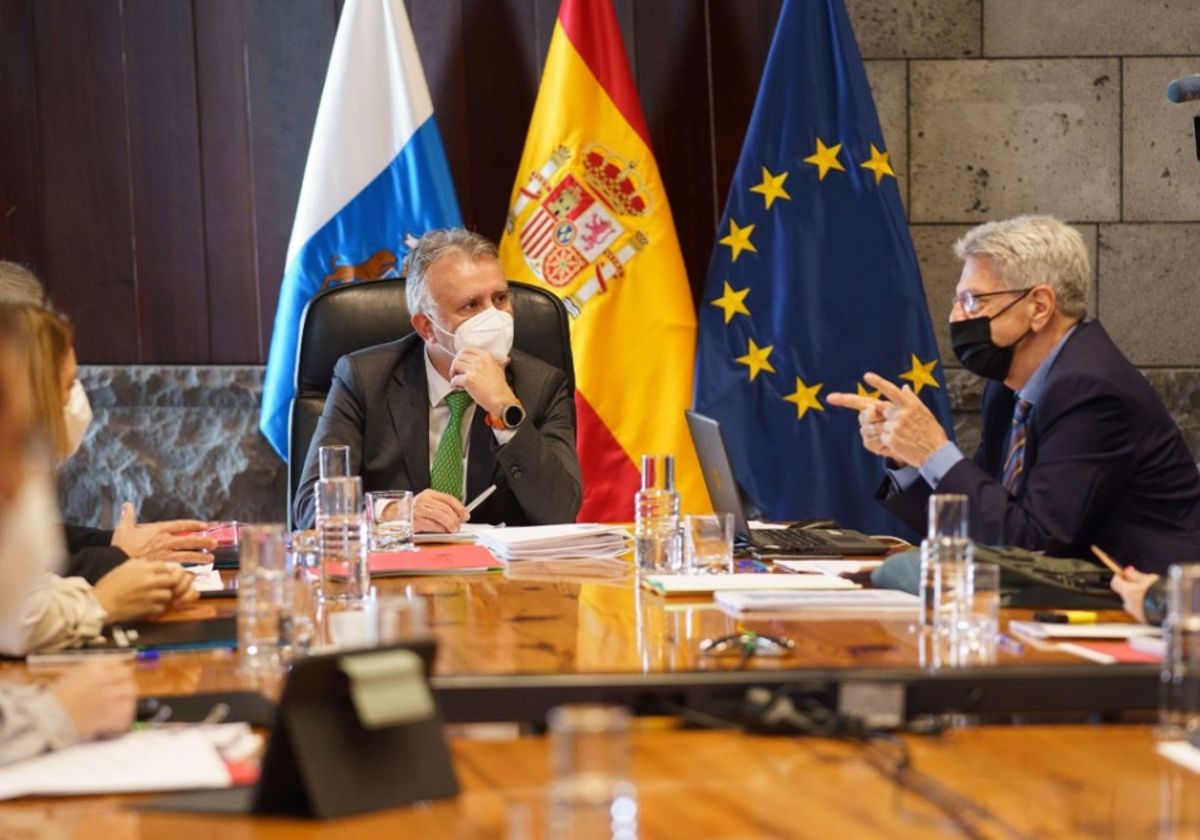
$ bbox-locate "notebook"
[685,410,889,557]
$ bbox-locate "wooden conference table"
[0,723,1193,838]
[0,563,1177,837]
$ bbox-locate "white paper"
[1008,621,1162,641]
[772,559,884,576]
[477,524,632,561]
[414,522,496,544]
[643,574,860,595]
[0,728,234,800]
[1158,740,1200,773]
[715,588,921,615]
[183,562,224,592]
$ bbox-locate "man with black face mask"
[829,215,1200,574]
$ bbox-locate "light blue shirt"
[888,323,1079,491]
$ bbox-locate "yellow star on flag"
[750,167,791,209]
[857,382,881,399]
[720,219,757,262]
[859,144,895,185]
[899,354,940,394]
[736,338,775,382]
[784,376,825,420]
[711,281,751,324]
[803,137,846,181]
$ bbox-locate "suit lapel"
[389,347,431,490]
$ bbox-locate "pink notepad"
[332,544,504,577]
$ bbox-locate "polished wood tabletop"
[0,722,1192,839]
[390,570,1129,676]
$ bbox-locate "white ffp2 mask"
[431,307,514,362]
[63,379,93,458]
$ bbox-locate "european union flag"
[694,0,952,537]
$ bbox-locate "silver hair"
[403,229,499,318]
[0,261,46,306]
[953,215,1090,318]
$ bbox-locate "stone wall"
[60,367,286,527]
[59,1,1200,526]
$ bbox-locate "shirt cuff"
[886,463,922,492]
[491,427,517,446]
[918,443,965,489]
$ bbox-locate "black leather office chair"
[287,277,574,528]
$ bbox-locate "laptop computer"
[685,410,889,556]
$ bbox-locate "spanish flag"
[499,0,707,520]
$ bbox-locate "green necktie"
[430,390,473,499]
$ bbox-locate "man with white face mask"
[294,229,582,532]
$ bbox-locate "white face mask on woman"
[430,307,515,363]
[62,379,93,458]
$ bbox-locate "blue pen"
[998,633,1024,655]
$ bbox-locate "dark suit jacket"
[62,525,127,583]
[884,321,1200,574]
[294,334,582,530]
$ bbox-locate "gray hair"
[953,215,1090,319]
[0,262,46,306]
[403,229,499,318]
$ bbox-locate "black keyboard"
[750,528,834,549]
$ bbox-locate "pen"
[1033,610,1098,624]
[27,649,139,667]
[997,633,1025,655]
[465,484,497,513]
[1090,544,1124,576]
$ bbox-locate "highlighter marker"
[1032,610,1098,624]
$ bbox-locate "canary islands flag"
[260,0,461,459]
[499,0,708,520]
[694,0,952,537]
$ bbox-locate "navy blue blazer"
[884,321,1200,574]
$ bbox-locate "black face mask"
[950,316,1015,380]
[948,291,1034,381]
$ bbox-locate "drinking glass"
[683,513,734,574]
[365,490,416,552]
[318,444,352,480]
[1161,564,1200,739]
[316,476,370,604]
[546,704,638,840]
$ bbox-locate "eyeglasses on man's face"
[951,287,1033,317]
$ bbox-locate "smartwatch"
[486,401,525,431]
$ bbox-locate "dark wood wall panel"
[458,0,542,238]
[124,0,210,362]
[0,0,43,271]
[32,1,139,360]
[707,1,782,220]
[194,0,261,362]
[633,0,720,289]
[1,0,779,364]
[244,0,338,359]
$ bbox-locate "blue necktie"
[1001,399,1032,494]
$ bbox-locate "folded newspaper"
[476,524,632,562]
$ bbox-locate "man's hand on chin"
[449,347,514,416]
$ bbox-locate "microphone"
[1167,75,1200,103]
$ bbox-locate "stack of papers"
[1007,621,1161,641]
[715,588,921,616]
[642,574,859,596]
[414,523,496,544]
[476,524,632,561]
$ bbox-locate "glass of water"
[683,513,734,574]
[365,490,416,552]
